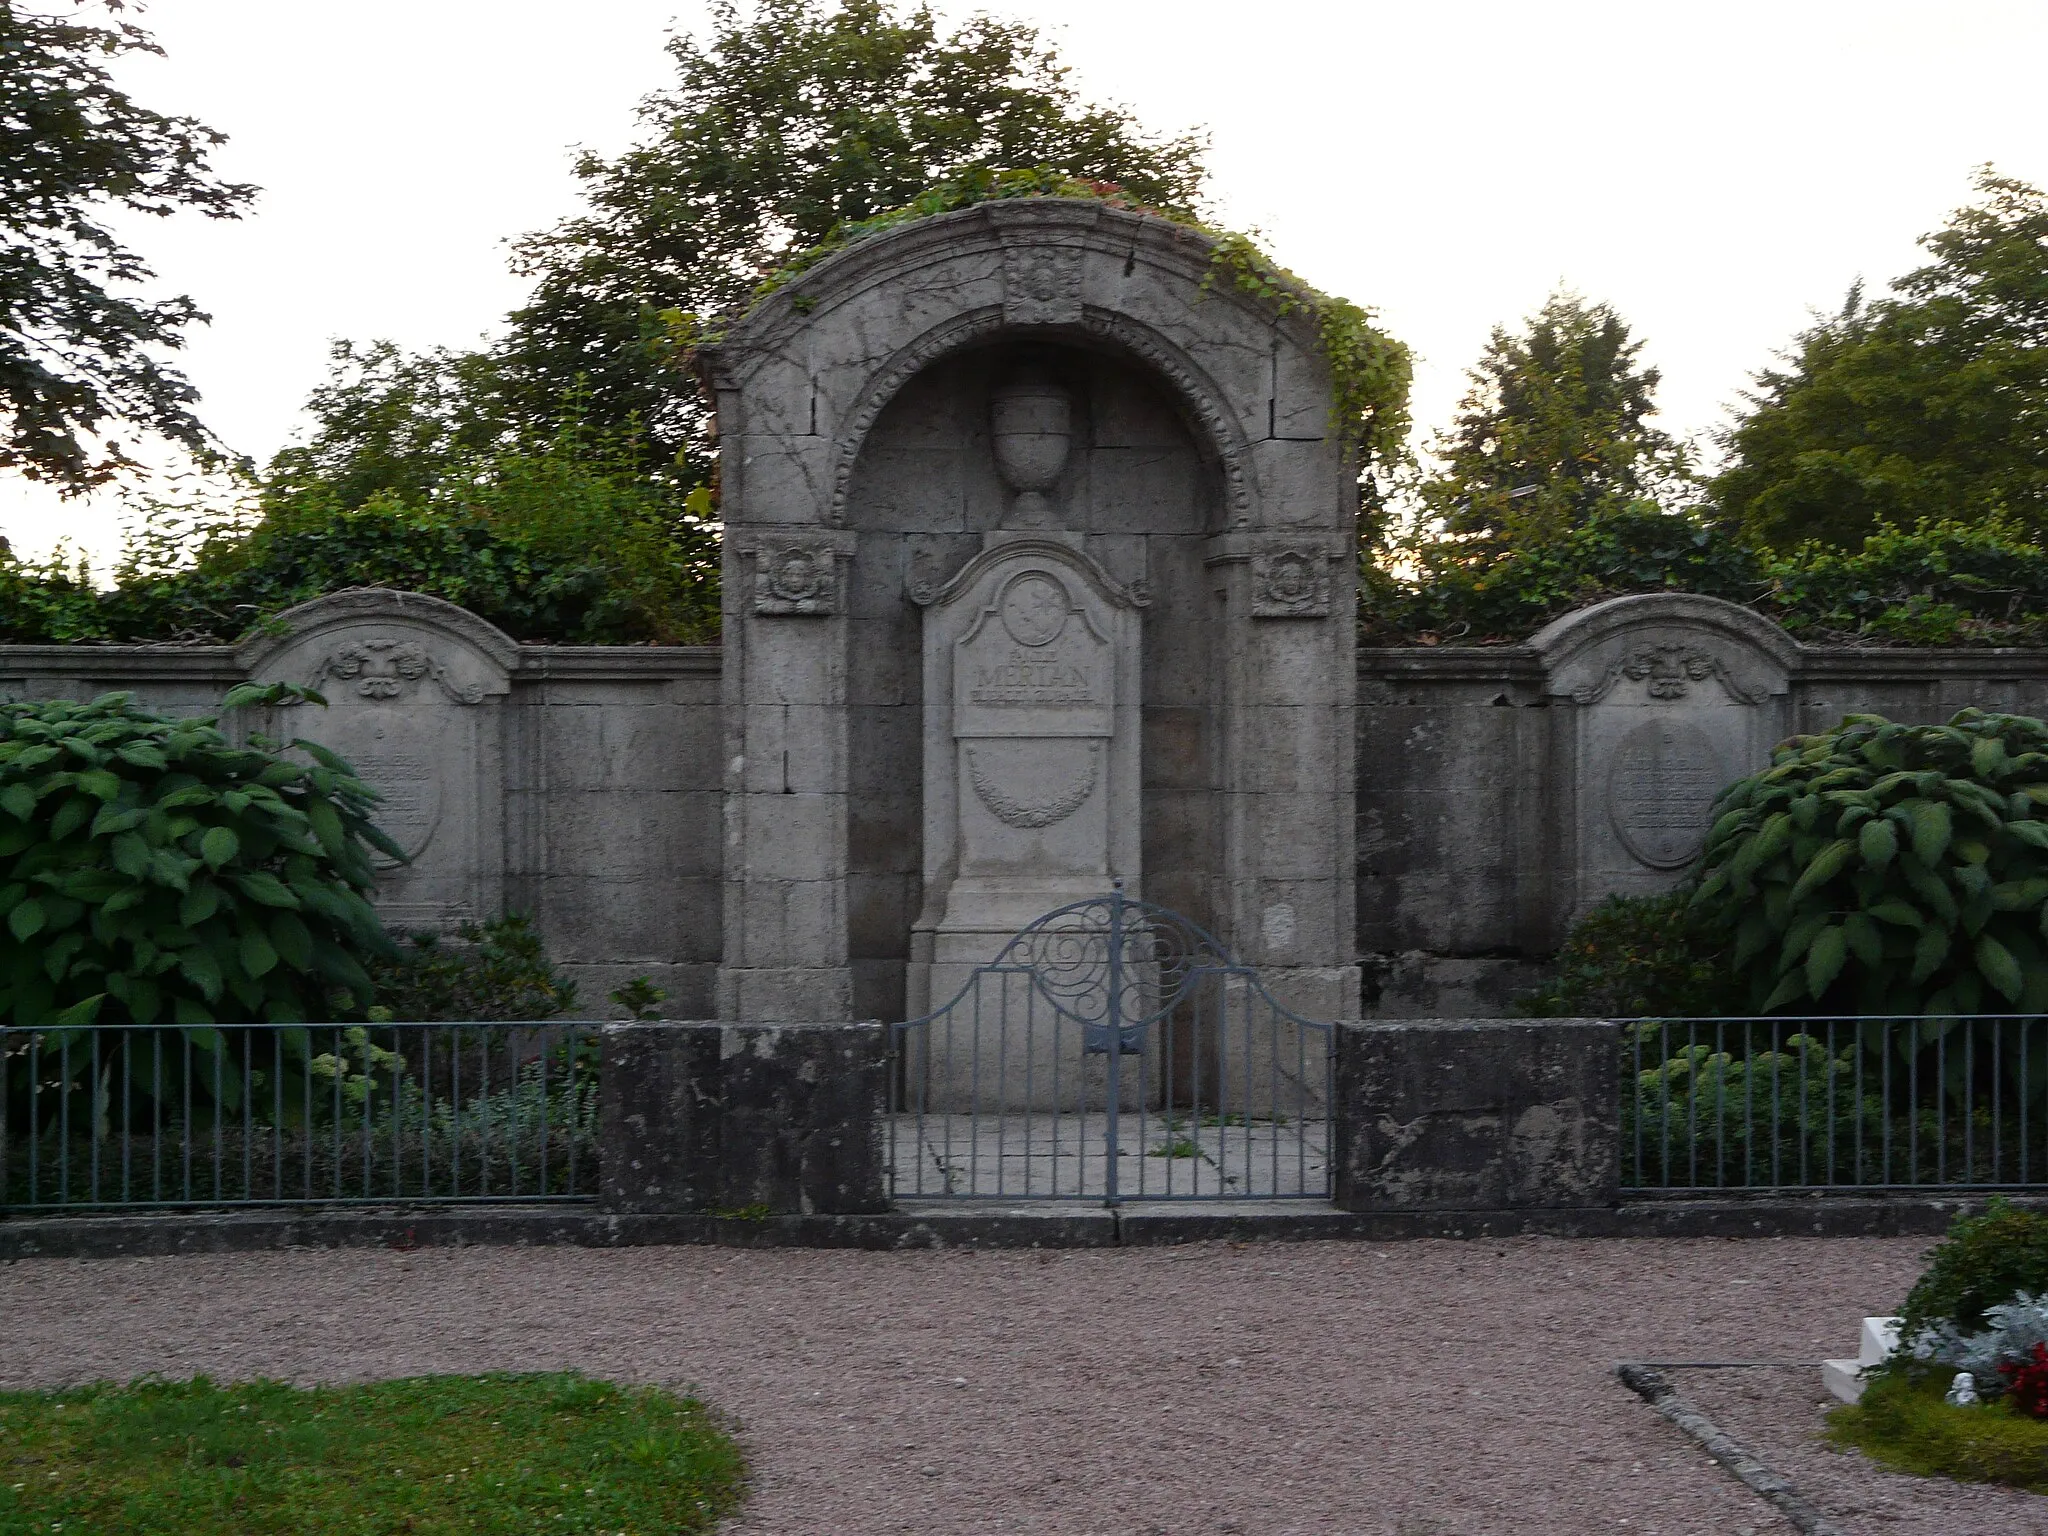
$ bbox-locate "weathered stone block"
[599,1021,886,1215]
[1331,1018,1619,1210]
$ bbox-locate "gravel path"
[0,1234,1978,1534]
[1681,1365,2048,1534]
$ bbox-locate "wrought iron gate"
[888,886,1333,1203]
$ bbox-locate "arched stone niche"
[236,588,517,929]
[1530,593,1798,923]
[700,199,1359,1027]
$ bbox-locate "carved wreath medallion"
[967,743,1100,829]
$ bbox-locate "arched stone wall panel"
[704,199,1357,1027]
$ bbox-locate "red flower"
[1999,1342,2048,1418]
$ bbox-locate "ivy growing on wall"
[733,165,1414,466]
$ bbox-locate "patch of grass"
[1148,1137,1201,1159]
[1828,1369,2048,1492]
[0,1372,747,1534]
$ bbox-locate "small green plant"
[370,914,578,1022]
[1828,1368,2048,1491]
[610,975,668,1021]
[1521,888,1745,1018]
[0,1373,746,1533]
[712,1202,772,1222]
[1,686,398,1029]
[1691,709,2048,1016]
[1898,1199,2048,1343]
[1148,1137,1201,1159]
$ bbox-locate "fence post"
[1330,1019,1621,1212]
[598,1021,888,1215]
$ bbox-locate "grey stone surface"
[702,197,1359,1032]
[1330,1018,1621,1211]
[5,584,2046,1024]
[237,589,517,930]
[599,1021,887,1215]
[1355,618,2048,1015]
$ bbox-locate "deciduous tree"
[1413,290,1693,554]
[0,0,253,497]
[1715,168,2048,549]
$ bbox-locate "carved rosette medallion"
[1002,245,1083,325]
[1607,719,1725,869]
[1250,545,1332,618]
[747,538,844,615]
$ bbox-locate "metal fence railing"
[1624,1015,2048,1193]
[0,1021,601,1211]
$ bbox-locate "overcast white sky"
[6,0,2047,568]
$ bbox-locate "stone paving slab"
[885,1112,1330,1200]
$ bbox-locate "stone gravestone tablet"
[237,591,516,931]
[1606,718,1726,870]
[910,539,1143,1107]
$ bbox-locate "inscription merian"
[1607,719,1724,869]
[970,648,1098,706]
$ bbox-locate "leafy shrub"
[1363,512,2048,648]
[0,414,720,647]
[0,687,398,1027]
[1829,1368,2048,1490]
[1620,1024,1886,1187]
[1898,1199,2048,1342]
[368,914,579,1022]
[1369,501,1761,645]
[1761,516,2048,646]
[1520,888,1744,1017]
[1691,710,2048,1016]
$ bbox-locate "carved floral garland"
[966,744,1099,829]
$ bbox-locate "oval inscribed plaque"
[1607,719,1724,869]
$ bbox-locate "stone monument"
[237,588,517,930]
[1530,593,1797,924]
[698,197,1361,1095]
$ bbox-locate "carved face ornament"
[1622,643,1717,700]
[1265,553,1315,604]
[766,548,827,604]
[328,640,434,699]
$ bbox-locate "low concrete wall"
[599,1021,887,1215]
[1330,1018,1620,1212]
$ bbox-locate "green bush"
[1828,1367,2048,1491]
[1,687,398,1028]
[0,415,720,647]
[1369,501,1761,645]
[1898,1199,2048,1342]
[369,914,579,1022]
[1520,888,1744,1018]
[1362,512,2048,648]
[1691,709,2048,1017]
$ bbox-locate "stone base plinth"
[599,1021,886,1215]
[1330,1018,1619,1212]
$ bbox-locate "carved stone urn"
[988,365,1072,525]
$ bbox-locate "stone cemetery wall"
[1358,594,2048,1015]
[0,590,723,1015]
[5,585,2045,1020]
